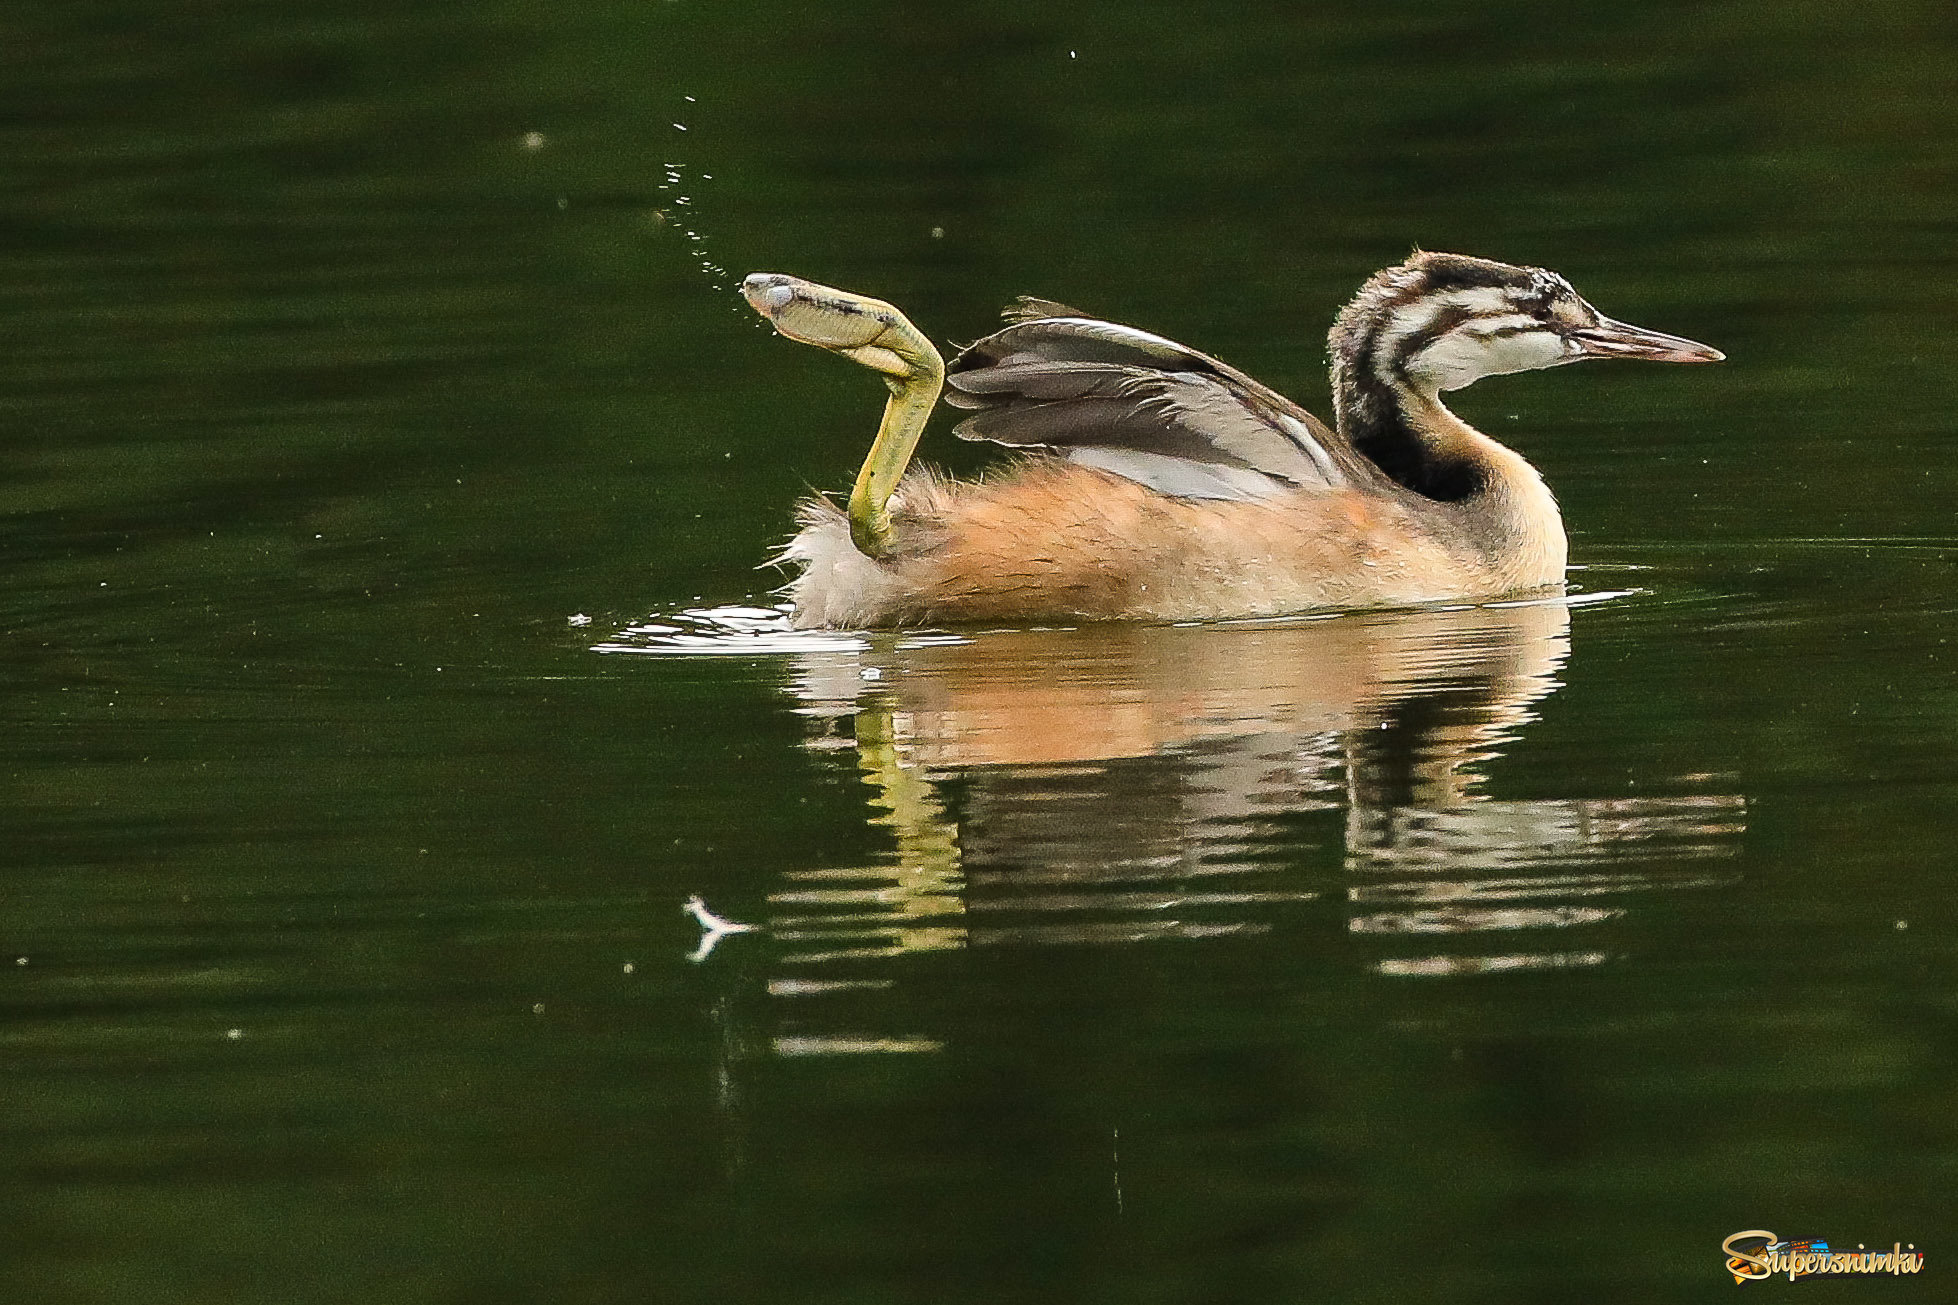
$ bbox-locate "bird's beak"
[1567,316,1725,364]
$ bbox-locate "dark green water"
[5,1,1953,1300]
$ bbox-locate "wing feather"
[943,311,1358,500]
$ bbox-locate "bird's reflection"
[761,600,1743,1001]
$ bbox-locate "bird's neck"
[1334,360,1489,501]
[1332,356,1566,589]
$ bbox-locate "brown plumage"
[745,253,1723,628]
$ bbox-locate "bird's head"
[1332,251,1724,398]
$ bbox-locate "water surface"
[4,1,1955,1301]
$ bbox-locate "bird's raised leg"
[742,273,945,559]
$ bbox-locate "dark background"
[3,1,1953,1301]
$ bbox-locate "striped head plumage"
[1329,251,1724,413]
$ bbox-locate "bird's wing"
[942,307,1356,502]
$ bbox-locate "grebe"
[741,253,1721,628]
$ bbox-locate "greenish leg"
[741,273,946,558]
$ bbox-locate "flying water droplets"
[654,102,735,293]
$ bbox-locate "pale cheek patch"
[1483,330,1568,375]
[1406,327,1566,391]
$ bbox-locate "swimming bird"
[741,253,1721,628]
